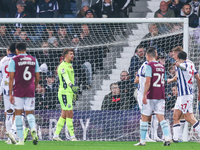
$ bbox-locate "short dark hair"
[16,42,26,51]
[20,28,27,33]
[183,3,191,9]
[177,51,187,60]
[110,82,118,90]
[148,23,157,29]
[120,70,129,76]
[136,45,144,50]
[63,48,74,57]
[146,47,156,58]
[8,43,16,54]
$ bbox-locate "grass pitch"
[1,141,200,150]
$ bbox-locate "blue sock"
[27,114,36,130]
[160,120,170,140]
[15,115,23,140]
[140,121,148,142]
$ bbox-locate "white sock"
[173,124,180,141]
[179,119,185,140]
[193,121,200,135]
[5,113,13,133]
[151,114,158,139]
[19,138,24,143]
[53,134,59,138]
[70,135,75,139]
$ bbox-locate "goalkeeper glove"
[69,84,80,93]
[73,93,77,101]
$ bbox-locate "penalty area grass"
[0,141,200,150]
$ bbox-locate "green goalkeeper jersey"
[57,61,74,94]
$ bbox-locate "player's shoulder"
[0,55,14,64]
[26,54,36,60]
[58,62,66,70]
[0,56,7,62]
[59,61,65,67]
[139,61,148,69]
[148,61,164,66]
[142,61,148,66]
[185,59,194,65]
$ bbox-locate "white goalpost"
[0,18,199,142]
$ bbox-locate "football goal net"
[0,18,199,142]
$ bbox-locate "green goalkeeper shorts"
[58,93,73,110]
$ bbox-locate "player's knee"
[183,114,191,122]
[173,114,179,122]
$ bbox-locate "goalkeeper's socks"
[179,119,185,140]
[173,123,180,141]
[27,114,36,130]
[15,115,23,141]
[193,121,200,135]
[160,120,170,141]
[55,117,66,135]
[140,121,148,143]
[53,134,59,138]
[66,118,75,136]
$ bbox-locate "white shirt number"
[153,73,164,87]
[23,66,32,81]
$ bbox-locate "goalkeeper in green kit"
[53,48,79,141]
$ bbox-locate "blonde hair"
[172,46,183,52]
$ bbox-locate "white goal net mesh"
[0,18,199,141]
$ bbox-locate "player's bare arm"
[9,72,15,104]
[167,74,177,84]
[35,72,40,90]
[134,76,139,84]
[143,76,151,104]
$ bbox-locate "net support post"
[182,18,189,142]
[183,18,189,54]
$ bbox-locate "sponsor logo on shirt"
[61,68,65,74]
[4,81,9,86]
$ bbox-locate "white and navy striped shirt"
[176,59,198,97]
[137,61,148,95]
[0,54,16,95]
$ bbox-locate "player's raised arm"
[167,74,177,84]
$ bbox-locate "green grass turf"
[0,141,200,150]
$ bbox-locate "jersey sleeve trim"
[8,59,15,72]
[145,65,152,77]
[35,59,39,73]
